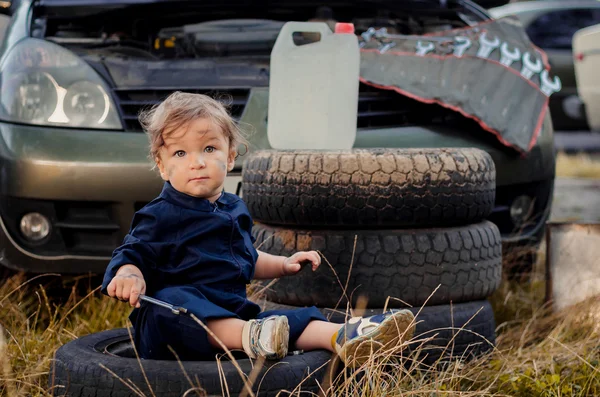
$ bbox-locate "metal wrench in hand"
[138,294,188,315]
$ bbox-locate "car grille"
[53,201,121,256]
[113,88,251,132]
[358,84,442,129]
[114,84,456,132]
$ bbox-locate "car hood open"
[39,0,508,5]
[37,0,503,15]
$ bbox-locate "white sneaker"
[334,309,415,366]
[242,315,290,360]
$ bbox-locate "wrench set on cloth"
[359,22,561,99]
[358,16,560,153]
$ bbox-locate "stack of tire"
[242,148,502,367]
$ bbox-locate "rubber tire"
[253,221,502,308]
[50,329,332,397]
[261,300,496,366]
[242,148,495,227]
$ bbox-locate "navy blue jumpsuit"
[101,181,327,360]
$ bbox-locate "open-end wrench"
[416,41,435,56]
[139,294,188,315]
[499,42,521,67]
[453,36,471,57]
[476,31,500,59]
[520,51,543,80]
[540,70,561,97]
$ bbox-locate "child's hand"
[106,264,146,308]
[282,251,321,276]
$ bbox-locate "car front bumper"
[0,94,555,273]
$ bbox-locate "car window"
[526,8,600,50]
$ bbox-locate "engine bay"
[34,2,486,60]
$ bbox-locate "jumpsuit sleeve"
[101,205,168,296]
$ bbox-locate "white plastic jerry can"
[267,22,360,150]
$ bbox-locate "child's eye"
[205,146,215,153]
[174,150,186,158]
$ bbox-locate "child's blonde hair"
[139,91,248,165]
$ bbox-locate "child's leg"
[208,316,290,360]
[206,318,245,349]
[295,320,341,352]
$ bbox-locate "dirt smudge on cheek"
[167,164,180,179]
[216,160,227,171]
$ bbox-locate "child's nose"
[191,154,206,168]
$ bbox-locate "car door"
[525,7,600,131]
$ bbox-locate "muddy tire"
[242,148,495,227]
[253,221,502,307]
[50,329,332,397]
[260,300,496,366]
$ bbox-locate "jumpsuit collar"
[159,181,240,211]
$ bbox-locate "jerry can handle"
[276,21,332,47]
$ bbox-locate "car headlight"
[0,38,122,129]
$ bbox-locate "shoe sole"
[338,310,415,366]
[272,316,290,359]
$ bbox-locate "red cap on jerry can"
[335,23,355,34]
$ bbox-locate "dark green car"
[0,0,554,275]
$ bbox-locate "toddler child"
[101,92,415,365]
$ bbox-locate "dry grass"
[1,255,599,396]
[556,151,600,179]
[0,273,129,397]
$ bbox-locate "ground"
[551,178,600,222]
[552,152,600,222]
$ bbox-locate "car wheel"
[253,221,502,307]
[242,148,495,228]
[49,328,332,397]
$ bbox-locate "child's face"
[156,117,235,202]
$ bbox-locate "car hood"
[39,0,176,4]
[38,0,510,8]
[37,0,500,13]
